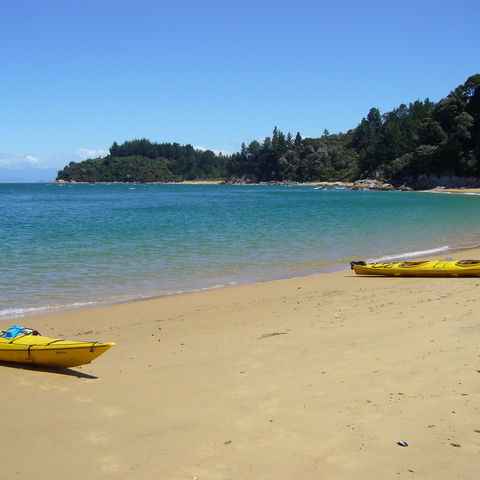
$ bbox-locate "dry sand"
[426,187,480,195]
[2,249,480,479]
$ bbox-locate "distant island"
[56,74,480,189]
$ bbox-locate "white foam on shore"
[0,282,241,322]
[368,245,450,262]
[0,306,55,319]
[0,302,97,322]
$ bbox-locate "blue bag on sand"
[1,325,26,339]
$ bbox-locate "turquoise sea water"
[1,183,480,320]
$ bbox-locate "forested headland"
[56,74,480,188]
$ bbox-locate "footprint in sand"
[101,406,122,418]
[39,383,70,392]
[75,396,94,403]
[88,431,108,444]
[99,455,121,473]
[17,378,34,387]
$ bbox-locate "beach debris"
[396,441,408,447]
[450,443,461,447]
[473,429,480,433]
[258,332,288,339]
[224,440,232,445]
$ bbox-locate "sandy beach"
[2,249,480,479]
[426,187,480,195]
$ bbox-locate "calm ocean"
[1,183,480,320]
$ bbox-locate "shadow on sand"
[0,361,98,379]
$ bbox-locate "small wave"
[158,281,239,296]
[0,301,98,321]
[0,307,48,319]
[368,245,450,262]
[0,282,242,322]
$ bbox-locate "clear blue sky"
[1,0,479,181]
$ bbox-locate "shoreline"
[423,187,480,195]
[53,180,480,193]
[18,180,474,195]
[54,180,355,187]
[5,185,480,327]
[4,241,480,323]
[2,246,480,478]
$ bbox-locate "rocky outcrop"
[350,179,396,191]
[350,175,480,191]
[221,174,258,185]
[222,175,301,185]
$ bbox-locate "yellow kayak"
[350,259,480,277]
[0,328,114,367]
